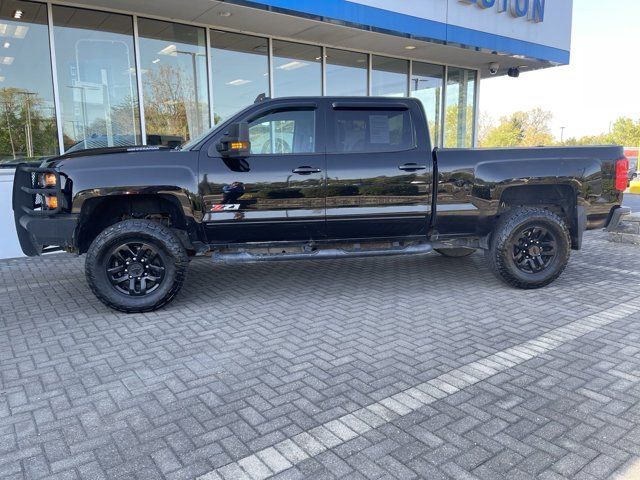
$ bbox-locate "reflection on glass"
[411,62,444,147]
[52,5,140,151]
[0,0,58,166]
[210,30,269,125]
[372,56,408,97]
[248,108,315,154]
[138,18,208,147]
[272,40,321,97]
[333,109,413,153]
[326,48,367,96]
[444,67,476,148]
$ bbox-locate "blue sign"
[459,0,545,23]
[235,1,567,63]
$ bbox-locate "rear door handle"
[292,166,322,175]
[398,163,427,171]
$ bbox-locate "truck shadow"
[171,252,502,311]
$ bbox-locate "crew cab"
[13,97,630,312]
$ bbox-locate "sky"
[480,0,640,141]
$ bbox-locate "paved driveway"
[624,193,640,213]
[1,231,640,480]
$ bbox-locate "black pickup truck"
[13,97,630,312]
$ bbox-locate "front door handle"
[292,166,322,175]
[398,163,427,172]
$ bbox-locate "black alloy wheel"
[106,241,166,296]
[511,226,557,274]
[86,219,189,313]
[486,207,571,289]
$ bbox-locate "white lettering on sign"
[459,0,545,23]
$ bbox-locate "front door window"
[248,109,316,155]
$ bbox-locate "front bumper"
[16,214,79,255]
[12,163,77,256]
[605,206,631,232]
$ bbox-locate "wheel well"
[76,195,189,254]
[497,184,580,248]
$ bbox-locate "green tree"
[0,87,58,164]
[562,134,610,146]
[479,108,554,147]
[444,105,474,148]
[608,117,640,147]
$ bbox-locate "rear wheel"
[486,207,571,289]
[86,219,189,312]
[435,248,476,258]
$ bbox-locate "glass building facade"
[0,0,480,167]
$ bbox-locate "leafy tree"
[608,118,640,147]
[562,134,610,146]
[479,108,554,147]
[0,87,58,164]
[143,65,208,143]
[444,105,474,148]
[561,118,640,147]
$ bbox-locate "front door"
[199,102,325,244]
[325,100,431,239]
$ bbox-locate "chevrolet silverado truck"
[13,97,630,312]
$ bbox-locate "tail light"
[615,157,629,191]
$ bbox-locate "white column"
[46,2,65,155]
[132,15,146,145]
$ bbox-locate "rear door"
[199,101,326,243]
[325,99,431,239]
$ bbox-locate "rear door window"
[331,109,415,153]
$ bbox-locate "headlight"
[44,195,59,209]
[39,172,57,188]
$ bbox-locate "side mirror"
[214,122,251,158]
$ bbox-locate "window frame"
[209,29,270,126]
[137,17,210,146]
[50,4,142,152]
[326,103,418,155]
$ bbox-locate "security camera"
[489,62,500,75]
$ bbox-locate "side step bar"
[211,243,433,264]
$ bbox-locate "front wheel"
[85,219,189,313]
[486,207,571,289]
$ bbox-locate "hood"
[43,145,174,168]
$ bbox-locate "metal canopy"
[54,0,560,77]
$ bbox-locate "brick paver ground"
[1,230,639,480]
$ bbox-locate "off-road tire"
[435,248,476,258]
[86,219,189,313]
[486,207,571,289]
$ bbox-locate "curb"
[609,213,640,245]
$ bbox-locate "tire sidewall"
[86,220,187,312]
[491,209,571,288]
[502,219,568,284]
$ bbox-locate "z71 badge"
[211,204,241,212]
